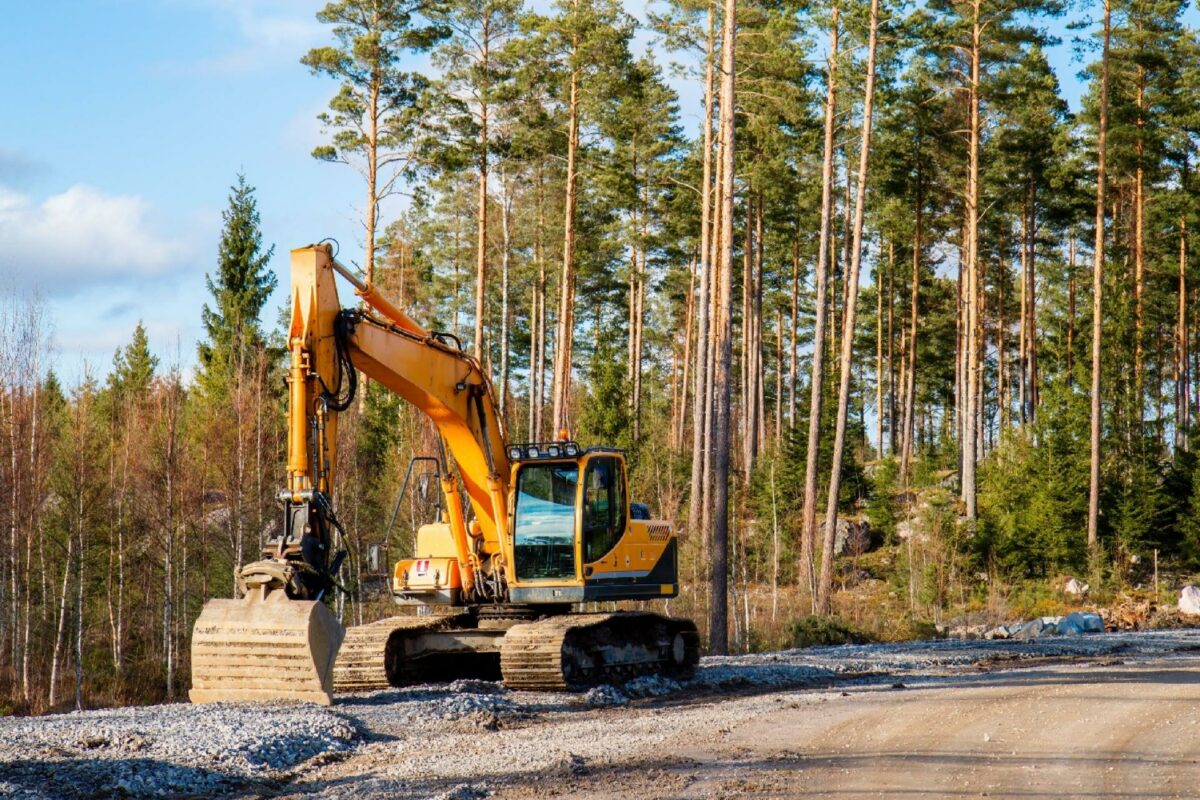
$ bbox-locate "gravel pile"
[623,675,682,698]
[338,682,525,732]
[582,685,628,708]
[0,703,359,798]
[690,661,836,691]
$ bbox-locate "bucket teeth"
[189,593,344,705]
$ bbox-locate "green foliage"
[302,0,445,170]
[978,383,1090,575]
[196,174,276,399]
[577,334,631,451]
[865,458,900,539]
[778,397,870,516]
[787,615,874,648]
[1176,452,1200,568]
[109,322,157,403]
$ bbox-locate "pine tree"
[430,0,523,360]
[303,0,445,283]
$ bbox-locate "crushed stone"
[622,675,682,698]
[0,703,358,798]
[11,628,1200,799]
[582,685,629,708]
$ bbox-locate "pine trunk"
[687,2,717,548]
[710,0,737,655]
[962,1,982,521]
[799,3,839,604]
[817,0,879,614]
[1088,0,1110,551]
[552,52,581,437]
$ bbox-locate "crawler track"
[334,615,469,692]
[500,612,700,691]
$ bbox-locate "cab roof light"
[508,440,587,460]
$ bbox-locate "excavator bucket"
[189,590,345,705]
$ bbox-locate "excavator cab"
[503,444,679,605]
[512,457,579,581]
[510,448,627,580]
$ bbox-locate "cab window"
[582,457,625,563]
[513,462,578,580]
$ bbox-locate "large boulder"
[1178,585,1200,616]
[825,518,872,557]
[1011,616,1063,639]
[1056,611,1104,635]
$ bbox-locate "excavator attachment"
[189,589,345,705]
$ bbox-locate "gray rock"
[583,685,629,708]
[1057,611,1104,636]
[824,518,872,557]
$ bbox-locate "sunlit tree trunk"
[552,23,581,437]
[1088,0,1111,552]
[500,182,512,415]
[1067,236,1076,386]
[799,3,839,605]
[688,2,717,550]
[817,0,879,614]
[709,0,737,655]
[962,0,982,521]
[900,188,922,482]
[1177,218,1189,449]
[474,22,491,361]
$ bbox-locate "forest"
[3,0,1200,713]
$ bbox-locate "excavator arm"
[285,244,513,599]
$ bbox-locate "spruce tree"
[109,322,158,404]
[197,174,276,398]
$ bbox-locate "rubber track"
[333,615,465,693]
[499,612,700,691]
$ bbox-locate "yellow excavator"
[189,243,698,705]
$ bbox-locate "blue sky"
[0,0,1116,386]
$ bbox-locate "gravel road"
[6,629,1200,799]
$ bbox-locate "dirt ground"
[490,660,1200,799]
[282,645,1200,799]
[10,632,1200,799]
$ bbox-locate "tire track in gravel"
[487,656,1200,800]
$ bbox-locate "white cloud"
[165,0,324,76]
[0,184,189,292]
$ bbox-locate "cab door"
[581,455,626,564]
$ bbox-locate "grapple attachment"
[189,589,345,705]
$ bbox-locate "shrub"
[787,615,875,648]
